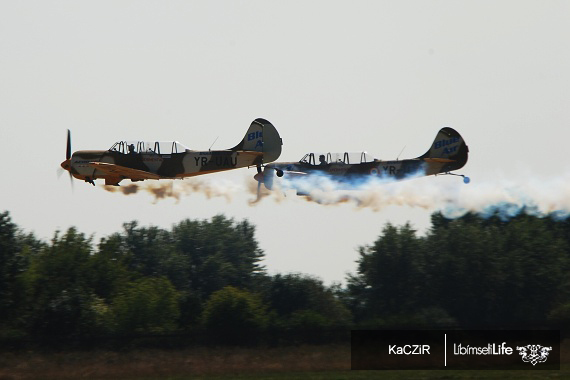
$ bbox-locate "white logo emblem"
[516,344,552,366]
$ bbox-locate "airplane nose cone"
[61,158,71,171]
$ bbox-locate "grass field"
[0,343,567,380]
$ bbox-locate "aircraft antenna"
[397,145,406,161]
[209,136,219,151]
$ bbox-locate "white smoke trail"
[101,171,570,221]
[258,171,570,220]
[440,174,570,220]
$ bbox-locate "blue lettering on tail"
[248,131,263,141]
[434,137,460,149]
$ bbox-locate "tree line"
[0,210,569,347]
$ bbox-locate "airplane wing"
[423,158,455,163]
[88,162,165,180]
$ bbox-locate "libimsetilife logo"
[516,344,552,366]
[351,330,560,370]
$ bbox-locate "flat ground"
[0,342,567,380]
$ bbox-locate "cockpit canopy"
[299,152,377,165]
[109,141,190,155]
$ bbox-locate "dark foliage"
[1,210,569,349]
[348,212,570,329]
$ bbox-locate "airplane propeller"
[61,129,74,188]
[253,165,283,200]
[66,129,71,161]
[254,164,263,200]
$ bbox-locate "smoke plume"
[255,171,570,220]
[102,171,570,222]
[103,178,240,203]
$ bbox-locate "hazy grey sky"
[1,1,569,284]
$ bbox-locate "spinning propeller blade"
[66,129,71,160]
[62,129,74,189]
[254,164,263,200]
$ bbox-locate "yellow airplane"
[61,118,282,186]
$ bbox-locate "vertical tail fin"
[418,127,469,172]
[230,118,283,163]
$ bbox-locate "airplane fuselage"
[252,126,469,197]
[65,149,263,185]
[60,118,282,186]
[269,159,428,179]
[262,158,434,191]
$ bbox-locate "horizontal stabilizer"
[235,151,264,157]
[423,157,455,163]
